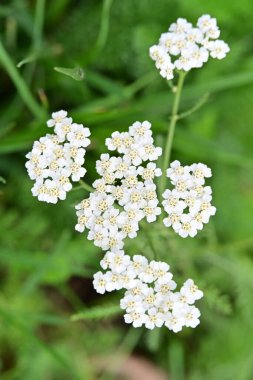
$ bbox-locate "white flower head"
[149,15,229,80]
[26,111,91,203]
[93,251,204,333]
[163,160,216,238]
[76,120,162,252]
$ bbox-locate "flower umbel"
[75,121,162,251]
[162,160,216,237]
[93,251,203,332]
[149,14,230,80]
[26,110,91,203]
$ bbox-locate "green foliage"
[71,304,121,322]
[1,0,253,379]
[54,66,85,81]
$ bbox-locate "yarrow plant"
[162,161,216,238]
[94,251,203,332]
[75,121,162,251]
[149,15,229,80]
[26,111,91,203]
[25,14,229,333]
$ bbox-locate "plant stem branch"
[177,92,209,120]
[160,71,186,195]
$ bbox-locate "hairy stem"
[160,71,186,195]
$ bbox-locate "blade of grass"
[33,0,45,51]
[91,0,114,61]
[0,306,82,379]
[0,41,46,119]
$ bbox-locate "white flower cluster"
[75,121,162,251]
[162,160,216,238]
[93,251,203,332]
[149,14,230,80]
[25,110,90,203]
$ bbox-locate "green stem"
[141,222,158,260]
[0,40,46,119]
[79,180,94,193]
[160,71,186,195]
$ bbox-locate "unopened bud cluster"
[25,111,90,203]
[75,121,162,251]
[162,160,216,237]
[93,251,203,332]
[149,14,230,80]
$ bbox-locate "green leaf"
[54,66,85,81]
[71,304,121,321]
[17,53,38,68]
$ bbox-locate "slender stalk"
[0,41,46,119]
[160,71,187,195]
[141,221,158,260]
[79,180,94,193]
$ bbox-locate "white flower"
[160,61,175,80]
[179,305,201,328]
[138,163,162,182]
[166,160,190,183]
[207,40,230,59]
[145,307,164,330]
[163,160,216,238]
[155,279,177,294]
[93,272,107,294]
[26,111,90,203]
[93,252,204,333]
[139,263,155,284]
[124,307,147,328]
[104,271,123,292]
[162,189,186,214]
[129,120,152,139]
[128,255,149,277]
[180,279,204,304]
[105,131,125,152]
[102,251,131,274]
[54,117,73,140]
[127,279,149,295]
[120,293,143,313]
[164,312,184,333]
[75,119,162,252]
[149,15,229,80]
[169,18,192,34]
[163,212,182,230]
[67,123,91,147]
[186,28,204,44]
[176,214,199,238]
[181,44,209,68]
[47,110,68,127]
[197,14,217,33]
[190,163,212,183]
[143,203,161,223]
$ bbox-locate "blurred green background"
[1,0,253,379]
